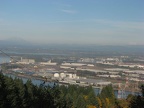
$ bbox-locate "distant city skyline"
[0,0,144,45]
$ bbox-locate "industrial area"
[1,53,144,99]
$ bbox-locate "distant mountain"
[0,38,33,47]
[0,38,144,55]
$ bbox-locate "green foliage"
[1,73,143,108]
[140,84,144,97]
[98,85,117,108]
[129,84,144,108]
[100,85,115,101]
[0,73,98,108]
[76,94,86,108]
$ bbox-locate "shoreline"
[2,71,141,94]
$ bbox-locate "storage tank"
[72,74,77,78]
[69,74,73,78]
[60,73,66,78]
[54,73,59,78]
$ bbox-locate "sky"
[0,0,144,45]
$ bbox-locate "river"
[3,73,141,99]
[0,55,141,99]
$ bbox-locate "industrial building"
[16,57,35,64]
[61,63,87,66]
[40,60,57,66]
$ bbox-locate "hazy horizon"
[0,0,144,45]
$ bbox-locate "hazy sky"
[0,0,144,45]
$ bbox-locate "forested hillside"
[0,73,143,108]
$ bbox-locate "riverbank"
[2,71,142,99]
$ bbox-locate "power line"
[0,49,57,83]
[0,49,13,59]
[0,49,32,69]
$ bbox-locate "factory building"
[40,60,57,66]
[61,63,87,66]
[75,78,111,86]
[53,73,77,79]
[16,57,35,64]
[77,58,95,63]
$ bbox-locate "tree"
[99,85,117,108]
[96,97,102,108]
[0,73,8,107]
[76,94,86,108]
[87,91,97,106]
[129,84,144,108]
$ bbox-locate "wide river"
[3,73,141,99]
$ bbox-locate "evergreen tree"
[76,94,86,108]
[129,85,144,108]
[0,73,8,107]
[99,85,117,108]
